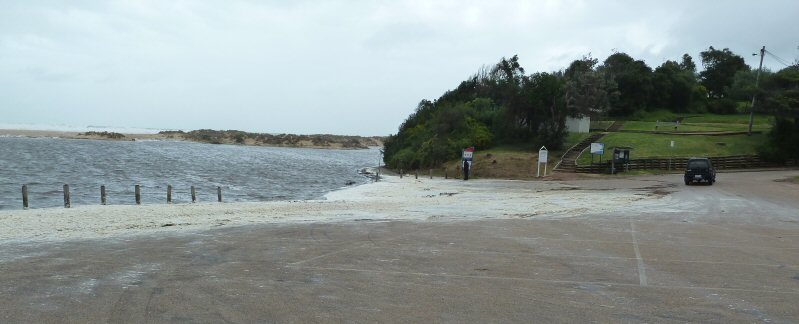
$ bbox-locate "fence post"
[429,169,433,179]
[22,185,29,209]
[445,168,448,179]
[135,185,141,205]
[101,185,107,205]
[400,169,403,179]
[191,186,196,203]
[217,186,222,203]
[63,184,71,208]
[167,185,172,204]
[415,171,418,179]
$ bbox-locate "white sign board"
[538,147,548,163]
[590,142,605,154]
[670,140,675,148]
[537,146,548,177]
[463,151,473,160]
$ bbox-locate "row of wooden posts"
[20,184,223,209]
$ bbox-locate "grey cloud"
[1,0,798,136]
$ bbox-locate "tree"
[599,52,653,116]
[490,55,525,85]
[563,56,616,119]
[760,66,799,117]
[727,69,772,101]
[651,60,697,112]
[699,46,750,98]
[680,53,697,73]
[526,72,567,144]
[758,66,799,162]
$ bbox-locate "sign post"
[462,147,474,180]
[537,146,548,177]
[669,140,675,171]
[590,142,605,164]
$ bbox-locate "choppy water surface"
[0,137,379,210]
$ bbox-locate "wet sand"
[1,174,659,243]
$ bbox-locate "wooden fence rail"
[17,185,224,209]
[575,155,795,173]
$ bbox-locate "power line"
[764,49,793,67]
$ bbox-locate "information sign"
[590,143,605,154]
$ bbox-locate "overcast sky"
[1,0,797,136]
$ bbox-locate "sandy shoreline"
[0,175,669,244]
[1,128,383,149]
[0,129,169,141]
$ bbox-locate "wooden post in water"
[429,169,432,179]
[167,185,172,204]
[445,168,448,179]
[22,185,29,209]
[63,184,70,208]
[100,185,107,205]
[400,169,403,179]
[217,186,222,203]
[135,185,141,205]
[415,170,418,179]
[191,186,196,203]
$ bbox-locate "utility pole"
[748,46,765,136]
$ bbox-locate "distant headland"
[0,128,384,149]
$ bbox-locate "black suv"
[684,157,716,185]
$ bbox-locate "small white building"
[565,116,590,133]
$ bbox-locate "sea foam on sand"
[0,175,660,244]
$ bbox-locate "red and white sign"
[462,147,475,161]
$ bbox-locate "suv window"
[688,159,709,169]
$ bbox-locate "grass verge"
[621,121,771,132]
[577,132,766,165]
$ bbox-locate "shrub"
[707,98,738,114]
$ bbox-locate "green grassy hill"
[433,112,773,178]
[576,133,766,165]
[577,112,771,165]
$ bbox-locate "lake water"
[0,137,380,210]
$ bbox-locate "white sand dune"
[0,175,660,243]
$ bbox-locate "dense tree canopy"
[757,65,799,162]
[651,59,702,112]
[564,56,616,119]
[600,53,654,116]
[384,47,797,169]
[699,46,750,98]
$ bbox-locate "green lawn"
[626,110,773,124]
[590,120,614,131]
[577,132,766,164]
[621,120,771,132]
[683,114,773,124]
[469,132,590,159]
[564,132,592,149]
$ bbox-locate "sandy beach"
[0,174,667,243]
